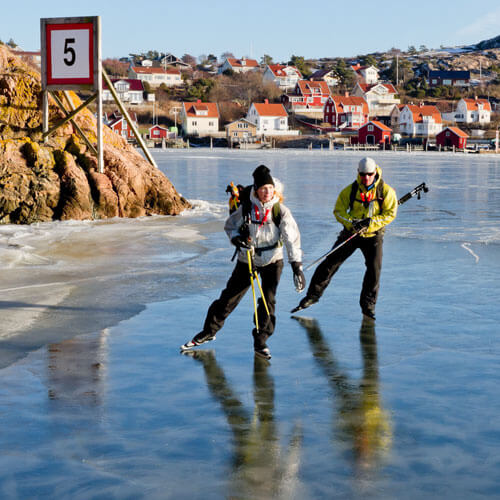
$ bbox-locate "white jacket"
[225,190,303,267]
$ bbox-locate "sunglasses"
[359,172,375,177]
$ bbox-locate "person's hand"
[352,218,371,233]
[291,261,306,292]
[231,235,251,249]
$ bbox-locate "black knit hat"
[252,165,274,189]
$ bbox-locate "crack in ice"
[461,242,479,263]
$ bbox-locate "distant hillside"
[471,34,500,51]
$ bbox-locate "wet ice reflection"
[294,317,392,480]
[182,350,304,500]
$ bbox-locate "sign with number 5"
[41,17,100,90]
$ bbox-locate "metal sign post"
[41,16,103,172]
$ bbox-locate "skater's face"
[256,184,275,203]
[359,171,376,186]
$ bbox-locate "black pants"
[307,230,384,314]
[203,259,284,349]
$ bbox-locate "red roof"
[103,79,144,91]
[405,104,442,124]
[268,64,302,78]
[358,82,397,94]
[330,95,369,115]
[182,101,219,118]
[226,58,259,68]
[361,120,392,132]
[296,80,330,96]
[439,127,468,138]
[463,98,492,112]
[252,102,288,117]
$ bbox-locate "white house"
[245,100,298,136]
[352,82,400,117]
[455,98,491,124]
[262,64,302,91]
[218,57,259,74]
[128,66,182,87]
[399,103,443,137]
[102,79,144,104]
[389,104,406,132]
[351,64,379,85]
[181,100,219,136]
[309,69,339,87]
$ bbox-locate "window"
[368,124,373,131]
[209,121,214,127]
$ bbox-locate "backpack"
[349,179,385,212]
[226,183,281,227]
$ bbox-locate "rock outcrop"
[0,45,190,223]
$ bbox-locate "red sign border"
[45,22,94,86]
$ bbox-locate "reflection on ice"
[183,350,306,499]
[293,316,392,479]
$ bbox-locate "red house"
[323,95,369,130]
[149,125,170,139]
[282,80,331,112]
[357,121,392,145]
[436,127,468,149]
[106,111,138,141]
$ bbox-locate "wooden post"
[42,90,49,144]
[101,68,158,169]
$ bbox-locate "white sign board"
[41,17,100,91]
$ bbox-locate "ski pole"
[305,182,429,271]
[305,229,364,271]
[247,250,260,332]
[252,267,270,316]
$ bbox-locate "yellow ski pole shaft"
[253,270,270,317]
[247,250,259,332]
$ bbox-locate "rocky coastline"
[0,46,190,224]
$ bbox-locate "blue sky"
[2,0,499,62]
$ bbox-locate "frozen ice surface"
[0,150,499,499]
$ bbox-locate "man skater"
[292,157,397,321]
[181,165,305,359]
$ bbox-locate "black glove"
[231,235,251,249]
[352,218,371,233]
[291,261,306,292]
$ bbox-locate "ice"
[0,149,499,499]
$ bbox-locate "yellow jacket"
[334,167,397,238]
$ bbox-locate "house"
[218,57,259,74]
[309,69,339,87]
[263,64,302,91]
[357,121,392,145]
[352,82,400,117]
[351,64,379,85]
[106,111,138,141]
[436,127,468,149]
[103,79,144,104]
[149,125,171,140]
[225,118,258,143]
[160,53,191,69]
[399,103,443,137]
[128,66,182,87]
[181,100,219,136]
[323,95,369,130]
[282,80,331,113]
[389,104,406,132]
[428,70,470,88]
[246,100,298,136]
[11,49,41,67]
[455,97,491,124]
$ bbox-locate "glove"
[352,218,371,233]
[291,261,306,293]
[231,235,251,249]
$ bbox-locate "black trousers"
[203,259,284,349]
[307,230,384,314]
